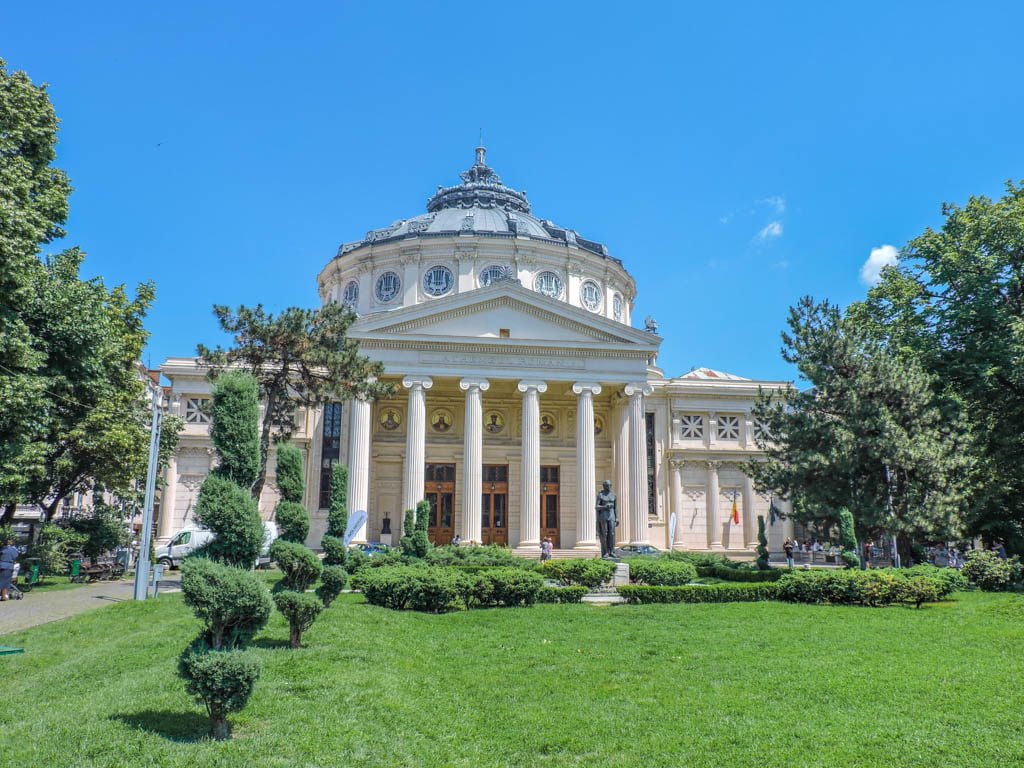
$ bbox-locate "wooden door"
[424,463,455,545]
[481,465,509,546]
[540,465,560,548]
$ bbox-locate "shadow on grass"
[251,636,292,649]
[112,709,210,743]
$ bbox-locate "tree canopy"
[197,302,391,499]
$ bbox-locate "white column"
[347,398,371,544]
[572,382,602,551]
[612,399,631,545]
[669,458,684,550]
[460,378,489,545]
[706,460,721,549]
[401,376,432,523]
[624,383,653,547]
[742,473,756,548]
[516,380,547,552]
[157,455,178,540]
[780,497,795,541]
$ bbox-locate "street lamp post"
[133,391,163,600]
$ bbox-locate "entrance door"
[424,463,455,545]
[540,465,560,548]
[481,465,509,546]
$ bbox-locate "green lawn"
[3,590,1022,767]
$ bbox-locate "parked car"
[616,544,661,557]
[354,542,391,557]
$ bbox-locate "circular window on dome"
[580,280,602,312]
[613,292,624,321]
[534,271,564,299]
[375,271,401,303]
[480,264,512,287]
[341,280,359,309]
[422,265,454,297]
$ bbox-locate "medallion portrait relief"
[431,408,454,433]
[484,411,505,434]
[539,413,556,434]
[379,407,401,431]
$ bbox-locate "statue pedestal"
[611,562,629,587]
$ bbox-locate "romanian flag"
[731,498,740,525]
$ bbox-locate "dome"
[337,147,616,264]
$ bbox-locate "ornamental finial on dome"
[426,144,532,214]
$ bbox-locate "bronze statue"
[595,480,617,558]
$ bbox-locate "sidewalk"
[0,573,181,635]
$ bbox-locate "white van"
[158,527,214,569]
[159,521,278,569]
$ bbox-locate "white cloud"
[719,214,732,224]
[761,195,786,215]
[757,221,783,240]
[860,244,899,286]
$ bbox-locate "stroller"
[7,562,25,600]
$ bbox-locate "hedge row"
[696,564,782,582]
[540,558,617,588]
[617,583,780,604]
[625,558,697,586]
[537,585,589,604]
[357,565,544,612]
[776,569,949,607]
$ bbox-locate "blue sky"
[4,2,1023,382]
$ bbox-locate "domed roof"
[337,147,617,263]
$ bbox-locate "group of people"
[782,537,841,567]
[1,536,19,601]
[540,537,554,561]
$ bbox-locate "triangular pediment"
[350,282,661,349]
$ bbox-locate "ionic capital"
[623,382,653,398]
[571,382,602,397]
[459,378,490,393]
[402,376,434,391]
[517,380,548,395]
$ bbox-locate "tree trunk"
[290,626,301,649]
[252,389,277,501]
[210,715,230,741]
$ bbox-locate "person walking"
[783,538,795,569]
[540,537,552,562]
[0,537,19,601]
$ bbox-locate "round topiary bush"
[181,557,272,650]
[962,550,1023,591]
[194,474,265,567]
[269,539,322,592]
[178,641,261,740]
[540,558,616,588]
[275,500,310,544]
[316,565,348,608]
[273,591,324,648]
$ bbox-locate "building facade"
[160,147,794,555]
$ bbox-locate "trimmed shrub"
[776,569,948,607]
[838,508,860,569]
[467,567,544,608]
[664,551,735,569]
[541,558,616,588]
[322,534,347,567]
[316,565,347,607]
[899,564,966,597]
[273,591,324,648]
[359,566,469,612]
[269,539,322,592]
[178,640,260,740]
[209,371,261,490]
[326,463,348,536]
[274,444,304,504]
[756,515,770,570]
[70,503,128,563]
[618,583,779,604]
[275,500,310,544]
[342,546,370,574]
[537,585,589,604]
[194,474,265,567]
[626,558,697,586]
[962,550,1023,591]
[711,564,782,582]
[400,500,432,559]
[181,557,272,650]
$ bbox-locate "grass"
[2,590,1023,767]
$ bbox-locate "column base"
[573,541,600,553]
[514,543,541,556]
[628,539,652,547]
[709,542,726,551]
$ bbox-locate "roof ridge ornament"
[426,145,532,215]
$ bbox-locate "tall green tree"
[849,182,1024,544]
[0,58,71,511]
[23,249,154,519]
[197,303,391,500]
[747,297,970,549]
[209,371,261,490]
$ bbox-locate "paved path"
[0,574,181,636]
